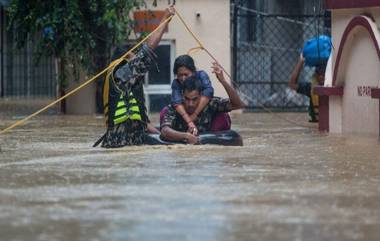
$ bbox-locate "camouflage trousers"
[101,120,147,148]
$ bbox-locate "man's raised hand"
[165,6,176,18]
[212,62,225,81]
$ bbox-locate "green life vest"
[103,64,142,127]
[114,92,142,125]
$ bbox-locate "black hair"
[183,75,202,93]
[111,43,135,61]
[173,55,196,74]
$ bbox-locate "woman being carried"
[160,55,231,135]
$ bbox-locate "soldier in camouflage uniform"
[94,7,175,148]
[160,62,246,144]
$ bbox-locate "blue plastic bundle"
[302,35,332,67]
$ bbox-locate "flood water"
[0,111,380,241]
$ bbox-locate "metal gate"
[232,1,331,111]
[0,6,56,98]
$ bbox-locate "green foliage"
[152,0,175,6]
[7,0,146,86]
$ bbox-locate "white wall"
[340,28,379,135]
[329,8,380,135]
[66,0,231,114]
[143,0,231,97]
[65,70,97,115]
[331,7,380,86]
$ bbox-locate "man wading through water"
[160,62,246,144]
[94,6,175,148]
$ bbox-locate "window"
[238,0,265,43]
[144,40,175,113]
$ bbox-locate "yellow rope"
[0,15,174,135]
[175,9,232,80]
[1,8,314,134]
[187,46,203,56]
[175,8,315,129]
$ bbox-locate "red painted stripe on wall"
[326,0,380,9]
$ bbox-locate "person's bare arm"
[147,6,175,50]
[174,104,198,135]
[161,126,198,144]
[147,123,160,134]
[289,54,305,90]
[212,63,246,110]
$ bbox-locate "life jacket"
[103,61,144,128]
[309,75,319,122]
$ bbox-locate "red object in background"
[134,10,168,34]
[325,0,380,9]
[313,86,344,132]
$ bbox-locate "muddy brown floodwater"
[0,112,379,241]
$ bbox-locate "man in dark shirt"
[160,62,246,144]
[94,6,174,148]
[288,54,326,122]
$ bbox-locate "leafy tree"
[153,0,176,6]
[7,0,147,111]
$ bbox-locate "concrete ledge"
[314,86,344,132]
[314,86,344,96]
[370,88,380,135]
[371,88,380,99]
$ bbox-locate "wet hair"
[183,75,202,93]
[111,43,135,61]
[173,55,196,74]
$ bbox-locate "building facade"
[315,0,380,136]
[138,0,231,112]
[0,2,56,99]
[232,0,330,110]
[1,0,231,114]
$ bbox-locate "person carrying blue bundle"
[288,35,332,122]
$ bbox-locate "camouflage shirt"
[161,97,232,132]
[100,44,156,148]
